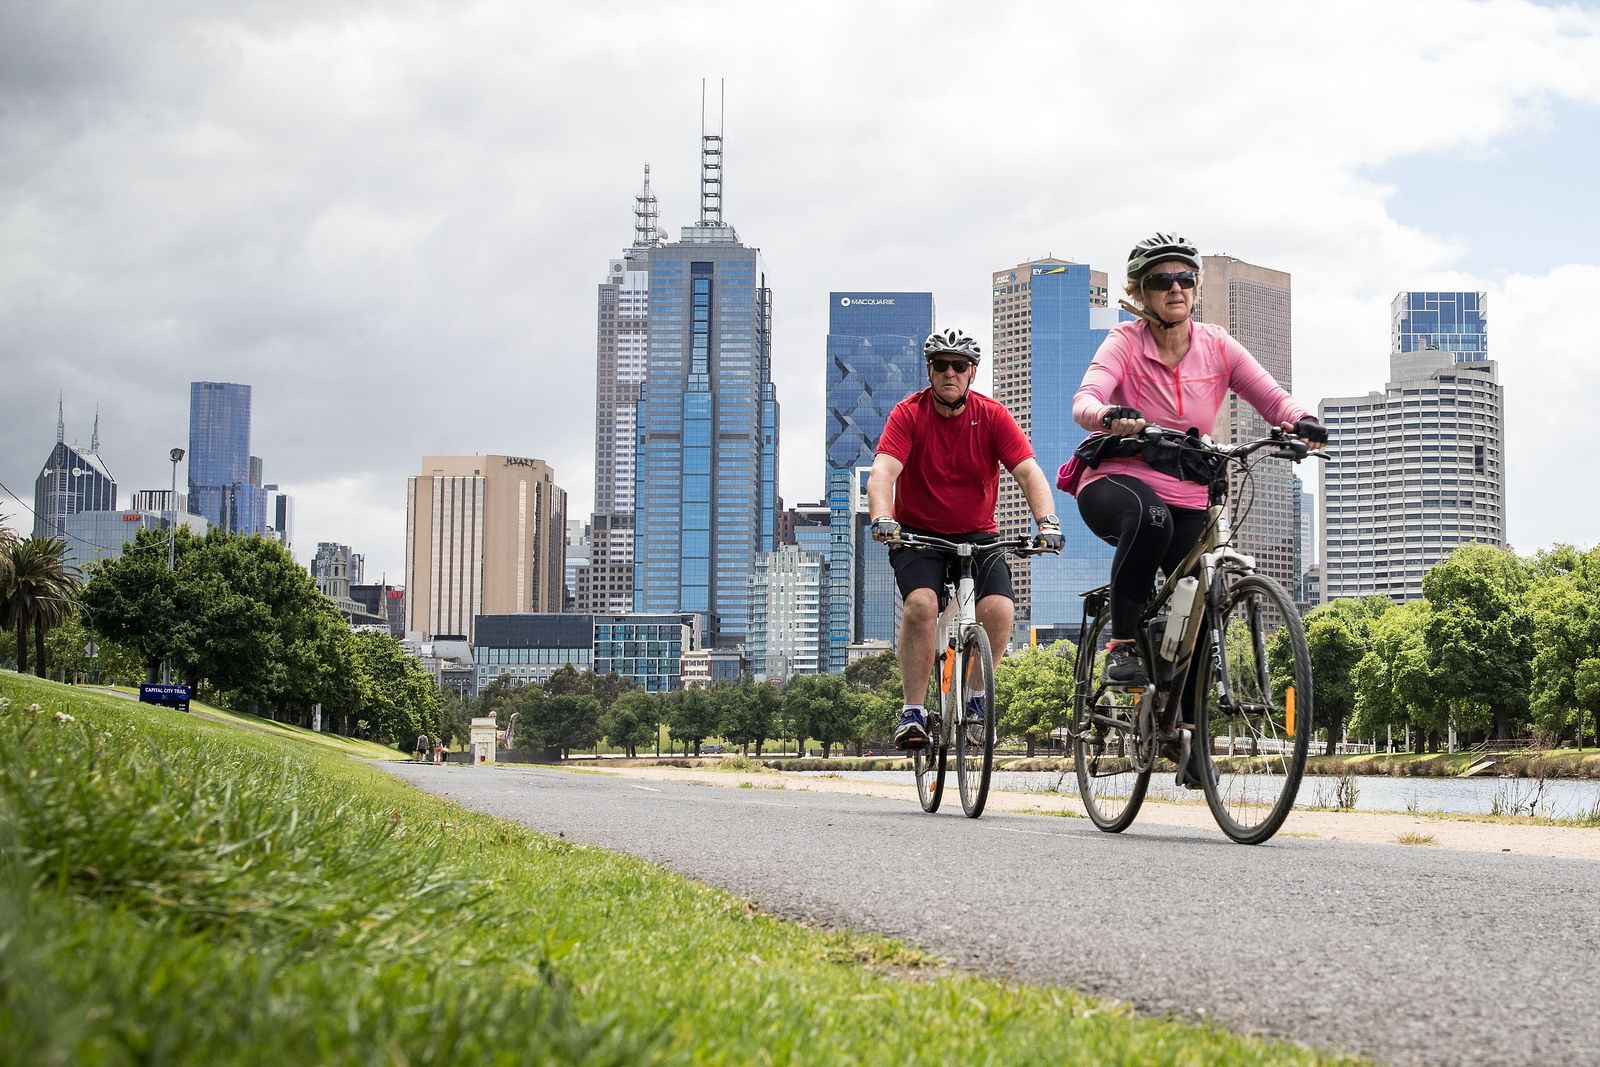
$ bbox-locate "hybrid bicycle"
[895,532,1049,818]
[1070,426,1319,844]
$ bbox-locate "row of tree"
[464,656,912,759]
[1288,542,1600,753]
[0,523,444,747]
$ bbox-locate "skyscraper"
[577,167,664,615]
[633,99,779,648]
[1195,255,1297,598]
[992,258,1120,637]
[824,291,934,668]
[33,401,117,538]
[264,484,295,554]
[1319,292,1504,602]
[188,381,267,535]
[404,455,567,644]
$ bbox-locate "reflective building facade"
[188,381,266,535]
[33,403,117,539]
[992,259,1121,637]
[824,292,933,668]
[633,167,778,648]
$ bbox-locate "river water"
[794,769,1600,819]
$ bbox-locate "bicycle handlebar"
[1135,424,1324,464]
[892,531,1051,556]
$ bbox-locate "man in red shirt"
[867,328,1063,749]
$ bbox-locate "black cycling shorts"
[889,528,1014,610]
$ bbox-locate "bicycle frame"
[897,533,1035,749]
[1078,427,1317,764]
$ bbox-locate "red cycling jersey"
[876,388,1033,534]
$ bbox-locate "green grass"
[0,671,1360,1066]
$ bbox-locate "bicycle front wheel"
[1072,604,1151,833]
[954,626,997,818]
[914,653,948,813]
[1194,574,1313,844]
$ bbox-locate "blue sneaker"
[894,707,928,750]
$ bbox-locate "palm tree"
[1,536,83,677]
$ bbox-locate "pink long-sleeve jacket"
[1071,319,1314,509]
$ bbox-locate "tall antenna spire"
[699,77,724,225]
[633,163,663,247]
[57,393,64,443]
[91,406,101,453]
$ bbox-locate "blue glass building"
[1009,263,1126,631]
[1391,291,1487,365]
[823,292,934,668]
[633,219,778,648]
[188,381,266,535]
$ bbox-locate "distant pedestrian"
[433,737,445,764]
[415,733,428,762]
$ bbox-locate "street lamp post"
[163,447,185,684]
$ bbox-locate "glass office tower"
[1390,291,1487,380]
[823,292,934,668]
[992,260,1122,639]
[188,381,266,535]
[633,129,778,648]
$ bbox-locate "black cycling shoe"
[1102,643,1149,686]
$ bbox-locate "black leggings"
[1077,474,1208,643]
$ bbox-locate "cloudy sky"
[5,0,1600,582]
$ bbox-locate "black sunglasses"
[928,357,973,374]
[1142,270,1197,291]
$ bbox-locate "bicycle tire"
[955,626,997,818]
[1072,605,1151,832]
[1193,573,1312,844]
[913,653,947,813]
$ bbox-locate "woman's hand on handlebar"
[1101,405,1147,438]
[1281,416,1328,450]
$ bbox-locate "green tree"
[347,629,440,745]
[79,526,192,681]
[1526,545,1600,743]
[782,674,852,758]
[44,611,145,684]
[1423,544,1533,741]
[1276,596,1388,755]
[529,694,601,759]
[665,686,721,756]
[475,674,523,728]
[600,690,658,757]
[1,536,83,677]
[844,650,898,694]
[995,641,1075,757]
[1350,601,1440,750]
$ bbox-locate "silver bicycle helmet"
[924,328,982,365]
[1126,233,1200,279]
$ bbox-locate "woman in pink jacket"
[1072,233,1326,704]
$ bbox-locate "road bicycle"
[895,532,1050,818]
[1070,426,1320,844]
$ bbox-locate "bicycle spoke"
[1197,575,1312,843]
[1072,603,1150,832]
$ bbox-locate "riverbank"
[572,761,1600,860]
[646,748,1600,780]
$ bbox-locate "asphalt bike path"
[386,761,1600,1066]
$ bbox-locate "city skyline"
[5,3,1600,580]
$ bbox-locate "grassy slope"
[0,672,1358,1066]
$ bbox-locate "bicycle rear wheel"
[1072,606,1151,832]
[914,652,948,813]
[955,627,997,818]
[1194,574,1313,844]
